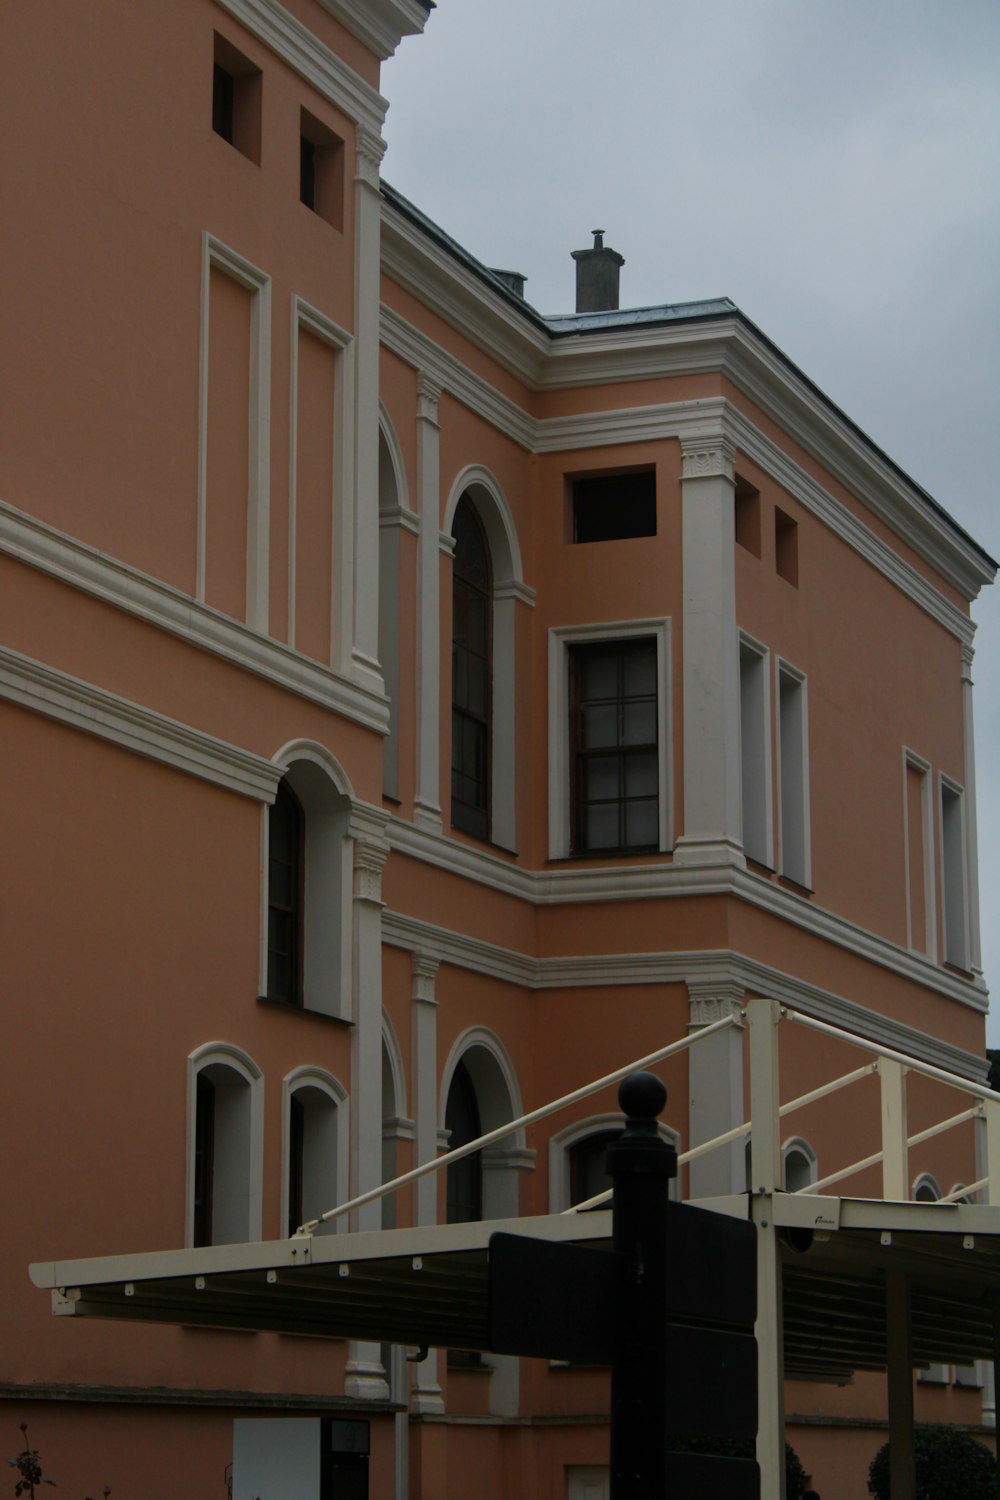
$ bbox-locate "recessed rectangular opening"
[777,664,810,887]
[734,477,761,556]
[571,470,656,543]
[941,779,969,970]
[775,506,799,586]
[739,639,771,867]
[212,34,261,164]
[300,108,345,231]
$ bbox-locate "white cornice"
[383,814,986,1012]
[0,646,281,802]
[380,216,993,601]
[380,910,986,1080]
[380,202,551,387]
[214,0,388,132]
[314,0,428,59]
[377,320,977,638]
[0,501,389,735]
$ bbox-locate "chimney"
[571,229,625,313]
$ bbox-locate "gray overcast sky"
[382,0,1000,1041]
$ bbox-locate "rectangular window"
[739,637,772,867]
[212,34,261,164]
[571,469,656,543]
[299,108,345,231]
[903,752,935,957]
[777,662,810,887]
[570,637,659,855]
[941,778,969,970]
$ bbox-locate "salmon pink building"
[3,3,999,1498]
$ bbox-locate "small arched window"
[189,1046,263,1248]
[451,496,492,840]
[782,1138,818,1193]
[267,781,304,1004]
[285,1073,344,1237]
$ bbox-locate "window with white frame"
[263,754,352,1018]
[777,661,810,887]
[548,620,671,860]
[549,1115,680,1213]
[940,777,970,970]
[739,635,772,868]
[283,1069,347,1238]
[903,751,936,958]
[188,1045,263,1248]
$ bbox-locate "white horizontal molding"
[0,500,389,734]
[380,304,536,451]
[724,408,976,641]
[0,646,281,802]
[214,0,388,133]
[380,206,550,389]
[384,813,985,1012]
[379,910,987,1081]
[315,0,429,59]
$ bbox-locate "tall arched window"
[445,1059,483,1225]
[267,781,304,1004]
[451,496,492,840]
[188,1045,263,1248]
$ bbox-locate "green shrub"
[665,1434,807,1498]
[867,1422,996,1499]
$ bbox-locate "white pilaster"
[961,643,983,975]
[344,811,390,1400]
[674,434,745,870]
[747,997,786,1499]
[348,126,387,695]
[410,952,445,1414]
[687,979,746,1198]
[414,375,443,830]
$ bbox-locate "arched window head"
[451,495,492,840]
[189,1047,263,1248]
[267,781,304,1004]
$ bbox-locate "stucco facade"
[2,2,997,1497]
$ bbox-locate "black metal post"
[607,1071,677,1500]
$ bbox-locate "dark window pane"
[572,471,656,543]
[451,496,491,838]
[445,1061,482,1225]
[212,64,234,143]
[267,782,303,1004]
[193,1074,216,1248]
[571,638,659,855]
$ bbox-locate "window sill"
[449,825,519,860]
[257,996,353,1027]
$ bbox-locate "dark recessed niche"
[300,107,345,231]
[571,470,656,543]
[775,505,799,586]
[734,476,761,556]
[212,34,261,164]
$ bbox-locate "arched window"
[188,1045,263,1248]
[267,781,304,1004]
[445,1059,483,1224]
[264,748,352,1019]
[551,1114,680,1212]
[782,1137,818,1193]
[284,1069,346,1237]
[451,495,492,839]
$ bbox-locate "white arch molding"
[549,1113,681,1211]
[260,741,354,1018]
[186,1042,264,1248]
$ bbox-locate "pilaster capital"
[961,641,975,682]
[417,372,442,424]
[687,977,745,1027]
[355,126,386,189]
[680,432,737,483]
[353,837,389,904]
[411,952,440,1005]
